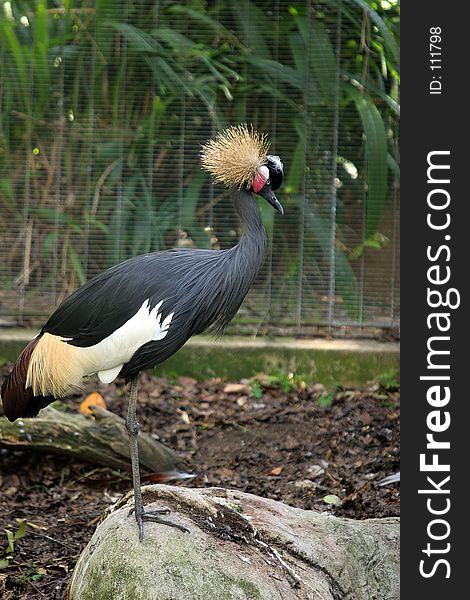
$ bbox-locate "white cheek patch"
[259,165,269,179]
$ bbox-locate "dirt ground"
[0,369,400,599]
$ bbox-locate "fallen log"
[0,405,186,473]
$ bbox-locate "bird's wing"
[42,247,236,378]
[42,254,178,348]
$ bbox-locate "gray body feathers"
[43,189,266,379]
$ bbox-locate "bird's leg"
[126,376,145,539]
[125,376,189,540]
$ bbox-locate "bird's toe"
[141,511,190,534]
[128,505,189,537]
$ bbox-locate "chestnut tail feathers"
[1,337,55,421]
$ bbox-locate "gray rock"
[68,485,399,600]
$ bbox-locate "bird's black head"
[251,155,284,215]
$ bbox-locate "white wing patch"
[153,311,174,341]
[25,299,175,396]
[98,365,124,384]
[78,298,174,384]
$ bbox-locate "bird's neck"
[182,189,266,336]
[232,189,267,255]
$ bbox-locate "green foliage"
[265,371,304,393]
[347,86,389,238]
[318,391,335,407]
[0,520,28,569]
[250,380,263,399]
[0,0,399,327]
[350,232,389,259]
[375,368,400,391]
[322,493,341,506]
[250,371,308,395]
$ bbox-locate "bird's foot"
[129,506,190,540]
[142,509,190,535]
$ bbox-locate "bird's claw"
[128,506,170,517]
[129,506,189,539]
[141,511,190,535]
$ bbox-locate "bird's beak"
[258,185,284,215]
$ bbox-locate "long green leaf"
[247,56,304,91]
[305,208,358,318]
[347,85,388,237]
[168,5,240,45]
[33,0,50,108]
[0,20,29,110]
[181,172,205,230]
[68,244,86,286]
[285,137,305,194]
[296,15,336,104]
[231,0,271,59]
[335,246,359,319]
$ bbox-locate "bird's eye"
[266,179,271,186]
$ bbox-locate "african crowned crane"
[1,124,284,539]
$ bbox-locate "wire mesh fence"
[0,0,400,337]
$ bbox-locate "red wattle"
[252,171,267,193]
